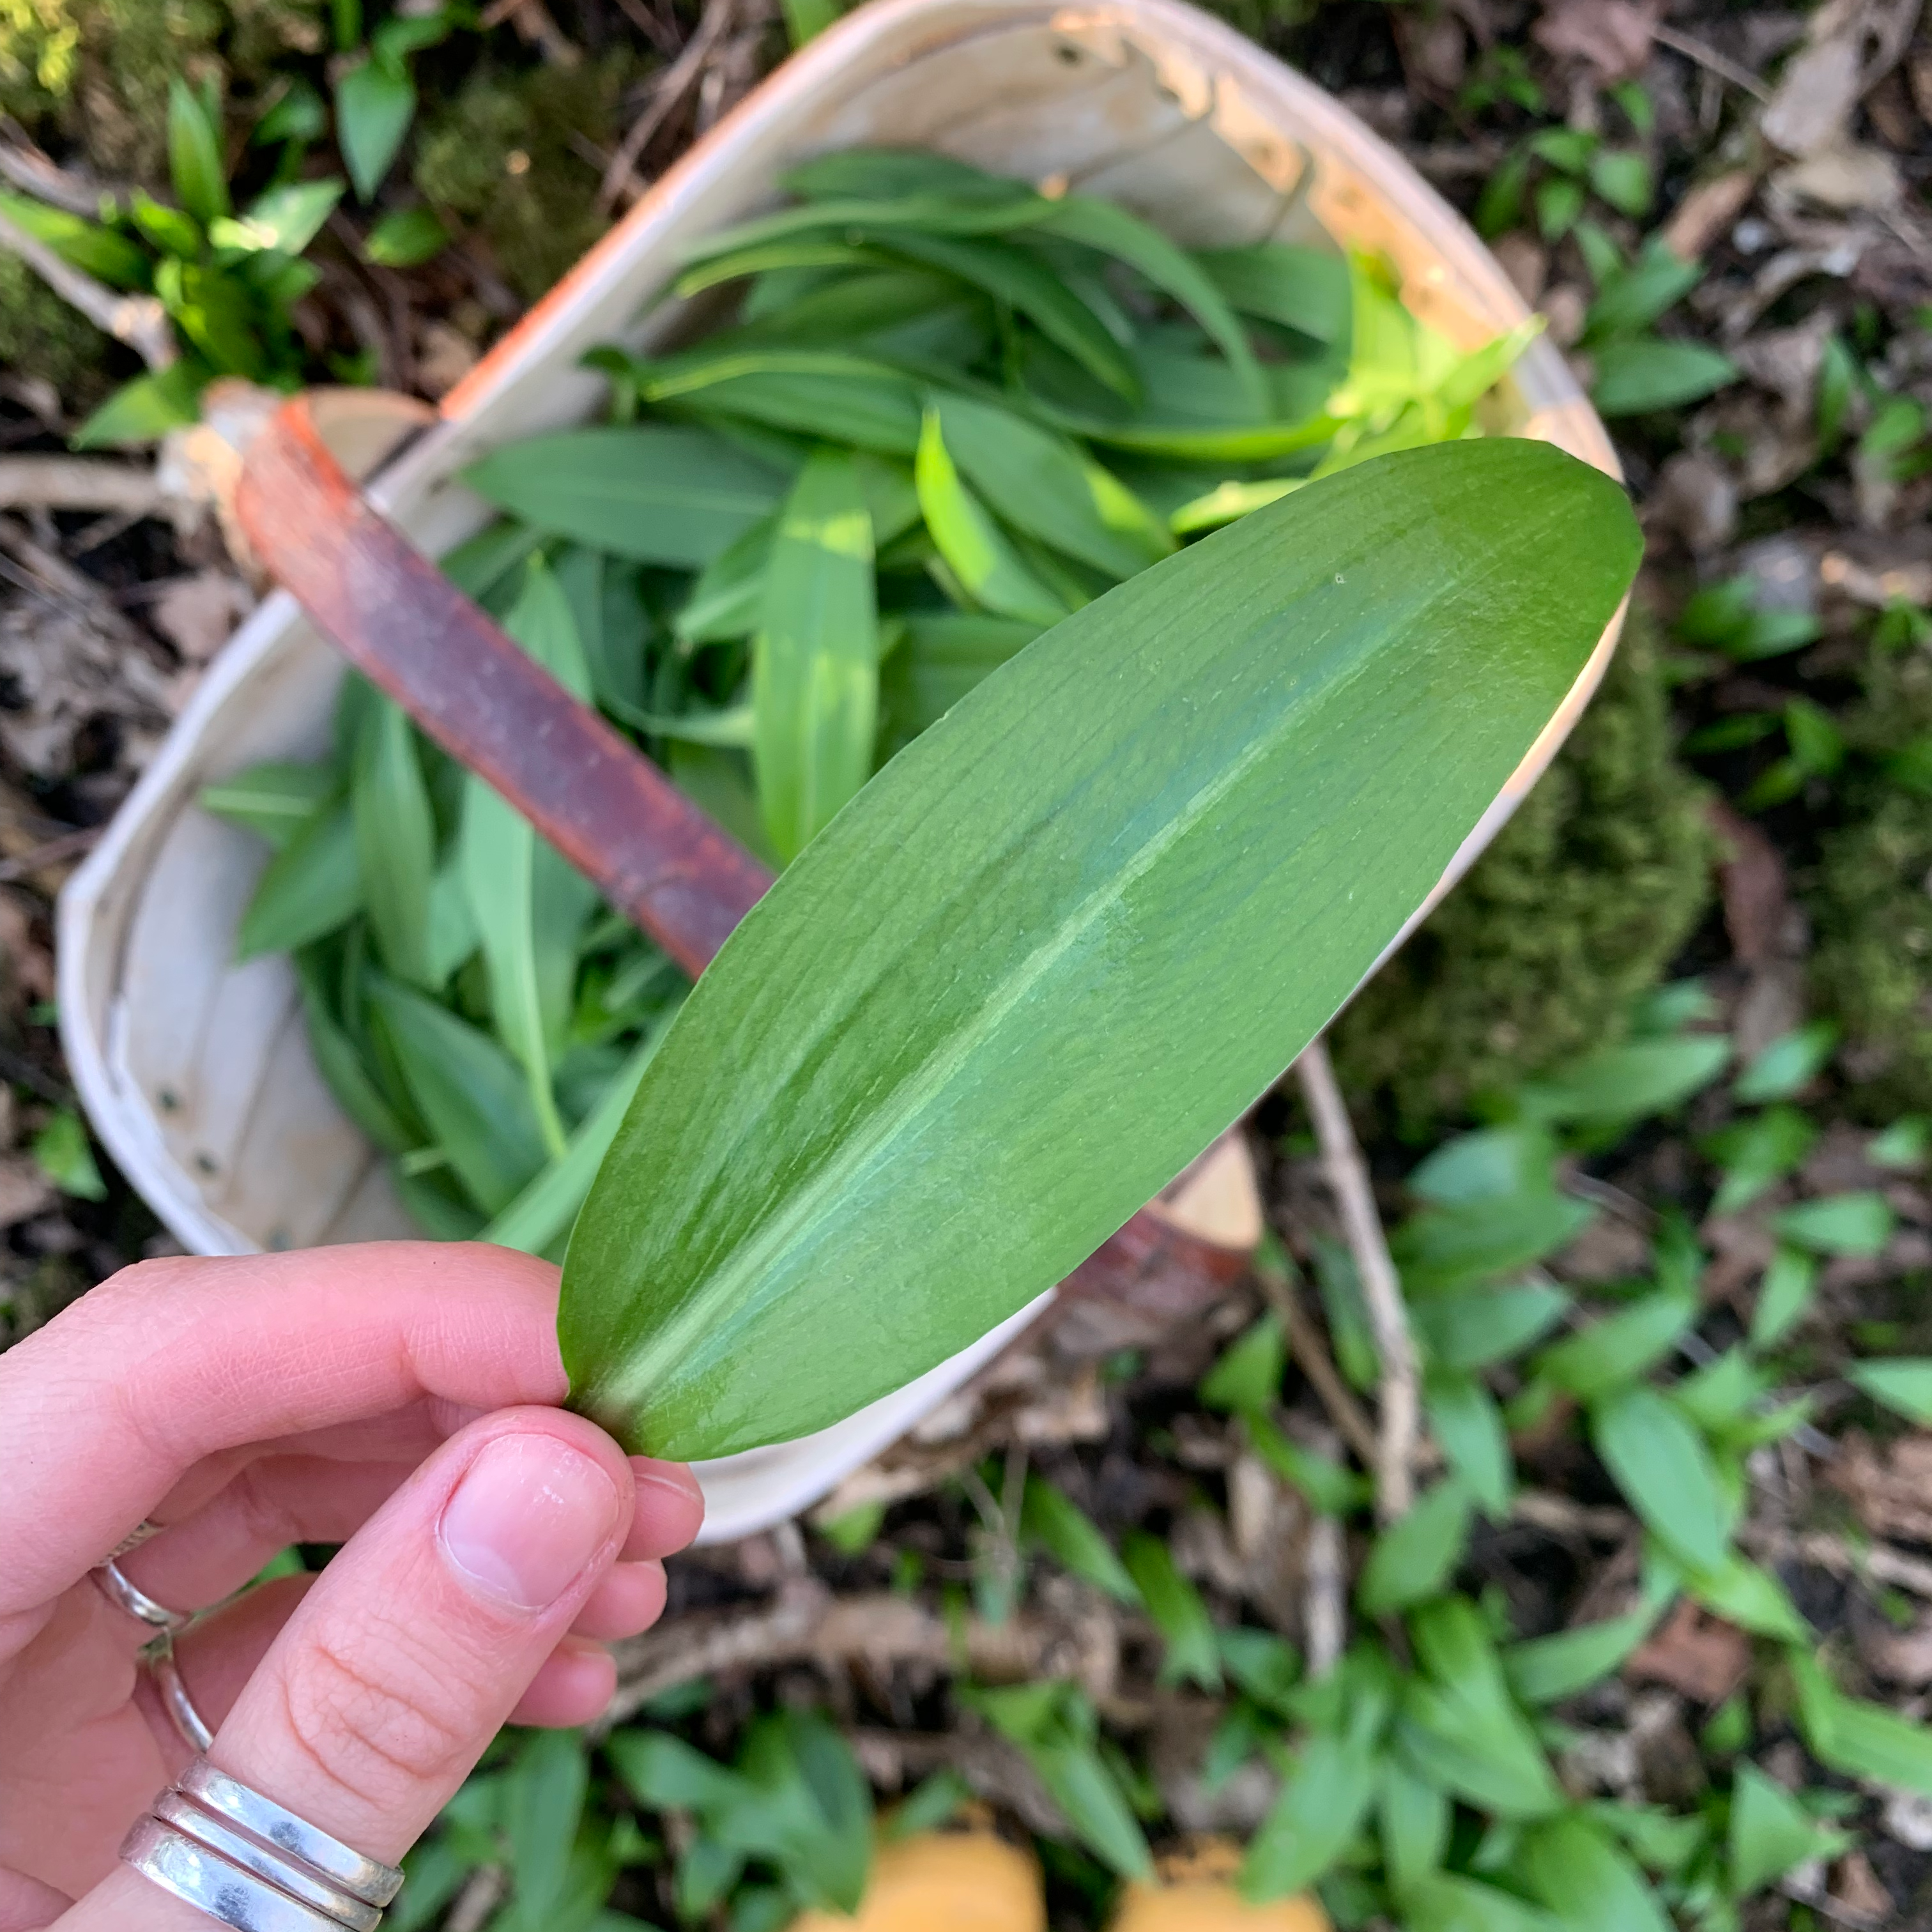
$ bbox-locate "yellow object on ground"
[788,1831,1045,1932]
[1109,1880,1333,1932]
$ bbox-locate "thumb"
[63,1408,634,1929]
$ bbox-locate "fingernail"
[439,1434,620,1611]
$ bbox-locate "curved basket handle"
[232,391,1259,1311]
[233,392,773,981]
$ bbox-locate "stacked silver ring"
[121,1758,404,1932]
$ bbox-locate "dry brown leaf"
[0,1154,54,1229]
[1828,1850,1894,1926]
[1662,171,1759,261]
[1533,0,1659,80]
[1708,801,1790,967]
[1626,1599,1751,1703]
[1828,1430,1932,1544]
[1646,451,1738,555]
[1770,145,1905,216]
[150,569,252,666]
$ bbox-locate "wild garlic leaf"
[751,450,878,862]
[558,440,1640,1459]
[201,760,337,850]
[913,408,1067,625]
[352,695,438,989]
[234,800,363,959]
[461,560,595,1156]
[464,426,789,567]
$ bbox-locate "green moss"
[1805,642,1932,1115]
[0,0,323,179]
[0,250,114,408]
[413,53,636,304]
[1333,606,1717,1131]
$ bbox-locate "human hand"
[0,1242,705,1929]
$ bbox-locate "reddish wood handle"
[234,395,1257,1310]
[234,394,774,981]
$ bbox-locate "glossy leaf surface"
[559,440,1639,1458]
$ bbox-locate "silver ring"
[121,1816,355,1932]
[148,1637,215,1753]
[93,1554,192,1634]
[150,1795,381,1932]
[176,1758,404,1908]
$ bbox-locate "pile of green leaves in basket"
[202,148,1633,1462]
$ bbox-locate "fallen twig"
[0,121,127,218]
[478,0,581,66]
[1748,1526,1932,1602]
[0,206,174,371]
[601,1579,1126,1735]
[443,1866,507,1932]
[0,456,171,521]
[1651,24,1772,102]
[1303,1492,1346,1680]
[599,0,738,211]
[1295,1038,1420,1520]
[1510,1489,1632,1542]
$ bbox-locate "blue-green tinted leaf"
[1123,1531,1222,1690]
[1774,1192,1894,1257]
[1751,1244,1818,1349]
[371,976,549,1217]
[1411,1285,1569,1372]
[1728,1761,1843,1898]
[1848,1356,1932,1425]
[1518,1034,1729,1123]
[1020,1475,1136,1603]
[1591,1386,1731,1572]
[1358,1480,1474,1616]
[1518,1814,1671,1932]
[561,440,1641,1458]
[335,58,416,201]
[237,801,363,957]
[1735,1022,1837,1102]
[1241,1726,1378,1903]
[1502,1608,1657,1706]
[1426,1372,1513,1517]
[353,698,436,988]
[1591,339,1736,417]
[201,761,336,851]
[1195,241,1349,344]
[1533,1289,1698,1402]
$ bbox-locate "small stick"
[1651,24,1771,102]
[0,456,169,520]
[1302,1506,1346,1680]
[1252,1255,1379,1471]
[0,206,174,371]
[0,121,128,218]
[1295,1038,1419,1522]
[598,0,737,211]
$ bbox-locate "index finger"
[1,1243,566,1618]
